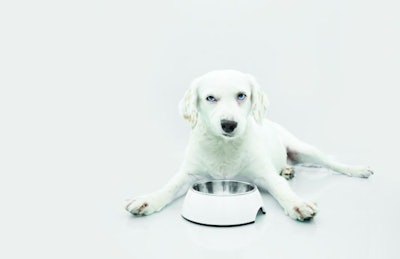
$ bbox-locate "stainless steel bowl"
[192,180,255,196]
[181,180,266,226]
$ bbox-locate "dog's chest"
[198,142,248,179]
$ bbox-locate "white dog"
[125,70,373,221]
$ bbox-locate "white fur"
[125,70,373,221]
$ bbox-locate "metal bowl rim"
[190,179,258,197]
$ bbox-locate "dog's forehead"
[197,70,250,94]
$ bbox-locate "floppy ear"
[179,78,199,128]
[247,74,269,123]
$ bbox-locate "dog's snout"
[221,120,238,134]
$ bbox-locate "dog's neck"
[187,118,255,178]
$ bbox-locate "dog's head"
[179,70,269,139]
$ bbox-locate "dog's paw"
[280,166,295,180]
[342,166,374,178]
[285,201,318,221]
[125,193,166,216]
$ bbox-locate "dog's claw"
[287,201,318,221]
[125,193,166,216]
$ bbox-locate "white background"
[1,0,399,258]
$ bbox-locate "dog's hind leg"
[274,123,374,178]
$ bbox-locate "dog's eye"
[237,93,247,101]
[206,96,217,102]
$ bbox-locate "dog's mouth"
[222,133,235,138]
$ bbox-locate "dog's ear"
[179,78,199,128]
[248,74,269,123]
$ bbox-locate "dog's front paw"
[285,201,318,221]
[125,193,166,216]
[342,166,374,178]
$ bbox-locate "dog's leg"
[255,172,317,221]
[287,142,373,178]
[275,124,374,178]
[125,172,198,216]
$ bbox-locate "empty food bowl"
[181,180,266,226]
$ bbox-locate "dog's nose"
[221,120,238,134]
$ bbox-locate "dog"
[125,70,373,221]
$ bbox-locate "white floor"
[116,168,399,259]
[3,152,398,259]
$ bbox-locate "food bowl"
[181,180,266,226]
